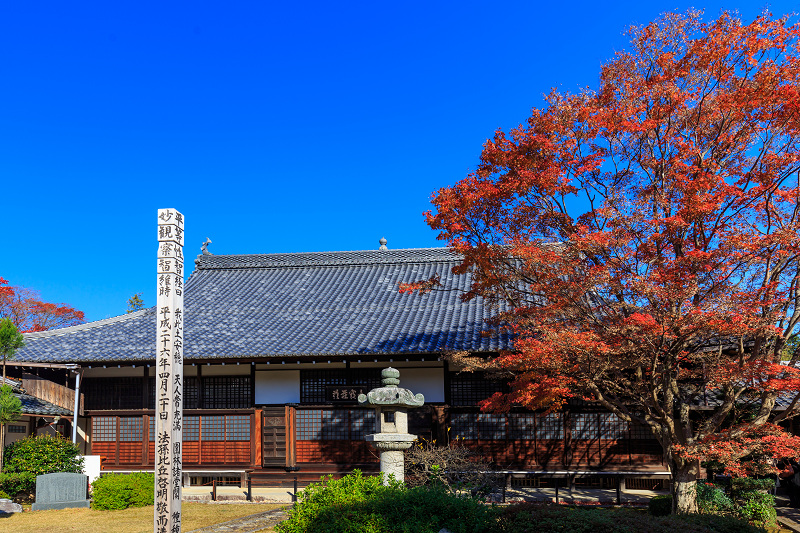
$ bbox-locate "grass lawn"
[0,502,286,533]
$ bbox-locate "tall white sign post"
[155,209,185,533]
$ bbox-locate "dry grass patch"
[0,502,285,533]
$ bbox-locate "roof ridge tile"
[194,247,459,270]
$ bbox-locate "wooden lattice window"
[8,425,26,433]
[184,416,200,442]
[351,410,375,439]
[92,416,116,442]
[448,372,505,406]
[450,412,507,440]
[348,369,382,391]
[630,421,656,440]
[299,369,381,403]
[119,417,143,442]
[450,412,478,439]
[202,376,251,409]
[148,376,199,410]
[478,413,506,439]
[296,409,375,441]
[183,377,199,409]
[201,416,226,441]
[321,410,349,440]
[509,414,537,439]
[599,413,628,439]
[227,415,250,440]
[301,370,347,403]
[84,377,145,410]
[151,414,248,443]
[536,413,564,440]
[570,413,598,440]
[148,377,155,410]
[297,410,323,440]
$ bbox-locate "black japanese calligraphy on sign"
[155,209,184,533]
[325,386,366,403]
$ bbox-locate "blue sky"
[1,1,796,322]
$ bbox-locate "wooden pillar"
[252,410,261,467]
[142,414,150,466]
[286,405,297,468]
[250,363,256,408]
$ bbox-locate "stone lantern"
[358,367,424,484]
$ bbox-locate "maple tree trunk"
[671,457,700,514]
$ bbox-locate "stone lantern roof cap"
[358,367,425,407]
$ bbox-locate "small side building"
[1,376,75,445]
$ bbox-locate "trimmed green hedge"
[91,472,155,510]
[0,471,36,498]
[277,470,497,533]
[3,434,83,476]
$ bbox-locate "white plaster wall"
[400,367,444,403]
[3,418,30,445]
[255,370,300,404]
[81,455,102,483]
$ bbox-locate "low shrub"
[675,513,767,533]
[648,494,672,516]
[697,482,736,516]
[405,437,501,498]
[92,472,154,510]
[276,470,497,533]
[0,471,36,500]
[0,490,9,499]
[736,491,776,529]
[499,505,765,533]
[3,434,83,476]
[697,478,777,529]
[729,478,775,495]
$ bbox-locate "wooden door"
[262,408,287,467]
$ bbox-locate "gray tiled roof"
[16,392,71,416]
[2,378,71,416]
[15,247,510,364]
[1,376,21,388]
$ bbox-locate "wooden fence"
[22,373,84,415]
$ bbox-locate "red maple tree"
[0,277,85,333]
[410,11,800,512]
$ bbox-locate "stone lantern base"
[365,433,416,484]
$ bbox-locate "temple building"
[8,243,665,486]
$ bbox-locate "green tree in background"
[0,318,23,382]
[0,385,22,472]
[126,293,145,314]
